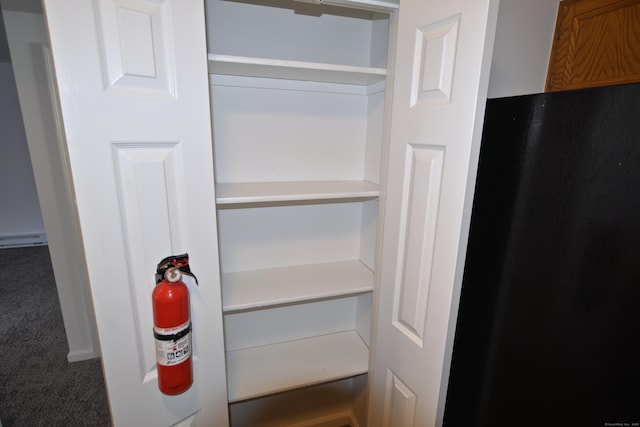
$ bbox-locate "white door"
[43,0,229,426]
[370,0,499,426]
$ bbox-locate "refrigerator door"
[444,83,640,427]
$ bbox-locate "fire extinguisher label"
[154,320,191,366]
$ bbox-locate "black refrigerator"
[443,83,640,427]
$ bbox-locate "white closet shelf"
[226,330,369,403]
[222,260,374,312]
[207,54,386,85]
[322,0,399,13]
[215,180,379,205]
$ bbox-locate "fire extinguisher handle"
[156,254,199,285]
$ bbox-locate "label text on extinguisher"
[154,320,191,366]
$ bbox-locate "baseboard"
[0,233,48,248]
[67,348,100,363]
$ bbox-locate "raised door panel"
[43,0,228,425]
[547,0,640,91]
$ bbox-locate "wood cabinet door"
[43,0,229,425]
[547,0,640,91]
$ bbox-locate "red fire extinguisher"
[152,254,198,395]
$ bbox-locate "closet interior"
[205,0,397,424]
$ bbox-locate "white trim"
[67,347,100,363]
[209,73,385,95]
[0,233,48,248]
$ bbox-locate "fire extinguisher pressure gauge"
[165,267,182,283]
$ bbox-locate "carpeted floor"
[0,246,110,427]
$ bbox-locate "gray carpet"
[0,246,110,427]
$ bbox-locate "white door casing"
[43,0,229,425]
[370,0,499,426]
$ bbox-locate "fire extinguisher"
[152,254,198,395]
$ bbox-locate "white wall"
[0,61,46,246]
[2,9,99,362]
[488,0,560,98]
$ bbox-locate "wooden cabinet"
[546,0,640,91]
